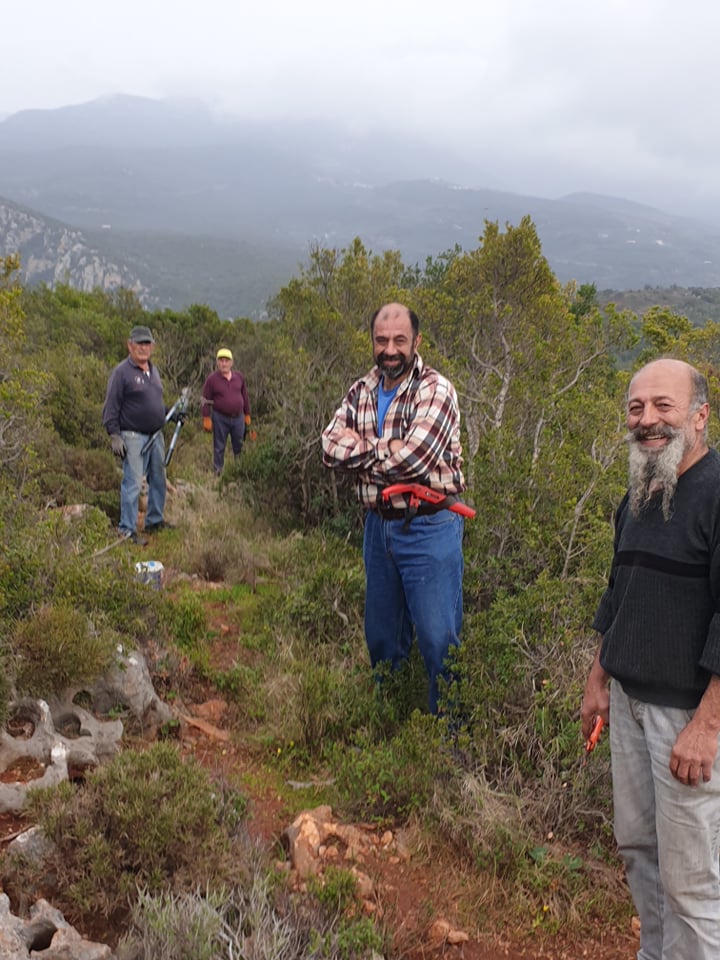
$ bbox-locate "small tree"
[0,255,53,498]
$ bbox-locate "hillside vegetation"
[3,220,720,955]
[599,284,720,327]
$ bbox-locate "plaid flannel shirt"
[321,353,465,510]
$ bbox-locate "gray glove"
[110,434,126,459]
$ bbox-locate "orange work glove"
[249,429,257,441]
[244,414,252,426]
[202,416,212,432]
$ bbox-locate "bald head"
[370,302,419,337]
[628,359,707,411]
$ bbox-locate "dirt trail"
[182,700,637,960]
[176,584,640,960]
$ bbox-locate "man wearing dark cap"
[102,326,172,543]
[201,347,252,475]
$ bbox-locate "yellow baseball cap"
[216,348,233,360]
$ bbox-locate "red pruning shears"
[381,483,476,518]
[582,716,605,766]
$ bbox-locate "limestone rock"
[427,918,469,947]
[0,895,114,960]
[89,647,173,732]
[0,699,122,814]
[0,646,170,813]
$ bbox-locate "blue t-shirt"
[377,382,400,436]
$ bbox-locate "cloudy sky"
[3,0,720,216]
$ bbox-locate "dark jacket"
[102,358,166,435]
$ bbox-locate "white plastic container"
[134,560,164,589]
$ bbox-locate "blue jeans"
[212,411,245,473]
[610,681,720,960]
[119,430,167,535]
[362,509,464,714]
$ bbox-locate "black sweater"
[593,448,720,708]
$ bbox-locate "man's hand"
[671,674,720,785]
[581,645,610,739]
[670,720,718,786]
[581,686,610,740]
[110,434,126,459]
[202,417,212,433]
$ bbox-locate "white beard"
[627,428,688,520]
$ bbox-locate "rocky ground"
[0,573,639,960]
[180,711,637,960]
[174,585,639,960]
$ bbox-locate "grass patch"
[121,864,386,960]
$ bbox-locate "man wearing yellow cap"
[201,348,252,474]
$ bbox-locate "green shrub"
[158,589,208,652]
[0,541,44,624]
[293,661,374,759]
[209,663,267,723]
[265,533,365,652]
[333,916,385,959]
[308,865,358,915]
[0,661,11,729]
[178,509,268,586]
[0,504,160,646]
[54,563,156,638]
[12,603,116,697]
[20,742,248,925]
[230,436,297,526]
[35,444,119,509]
[452,573,613,841]
[124,887,226,960]
[331,710,453,821]
[295,645,429,754]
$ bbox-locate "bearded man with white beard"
[582,358,720,960]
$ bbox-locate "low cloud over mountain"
[3,95,720,317]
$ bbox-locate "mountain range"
[2,95,720,318]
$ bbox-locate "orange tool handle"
[382,483,476,518]
[585,716,605,754]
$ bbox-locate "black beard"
[377,353,412,382]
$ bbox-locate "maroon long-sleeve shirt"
[201,370,251,418]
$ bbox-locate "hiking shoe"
[144,520,175,534]
[118,530,148,546]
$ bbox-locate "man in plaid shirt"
[322,302,467,713]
